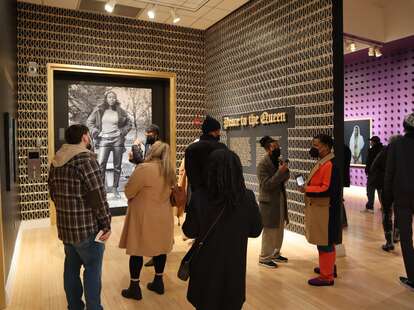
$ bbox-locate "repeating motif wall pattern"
[206,0,337,234]
[17,2,205,220]
[345,47,414,187]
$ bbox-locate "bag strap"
[186,207,225,263]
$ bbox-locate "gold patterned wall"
[206,0,337,234]
[17,2,205,220]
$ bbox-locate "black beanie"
[202,115,221,135]
[259,136,276,149]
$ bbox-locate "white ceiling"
[18,0,250,30]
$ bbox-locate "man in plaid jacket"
[48,124,111,310]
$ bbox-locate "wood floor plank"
[6,189,414,309]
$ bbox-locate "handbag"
[177,207,225,281]
[170,185,187,209]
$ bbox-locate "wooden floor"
[7,188,414,310]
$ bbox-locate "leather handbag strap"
[186,207,225,263]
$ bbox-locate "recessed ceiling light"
[375,47,382,57]
[148,5,156,19]
[368,46,375,57]
[104,0,116,13]
[171,9,180,24]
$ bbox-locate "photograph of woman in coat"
[299,134,342,286]
[119,141,176,300]
[182,149,262,310]
[86,91,132,198]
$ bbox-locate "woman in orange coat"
[300,134,342,286]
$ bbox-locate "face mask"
[146,136,156,145]
[271,148,281,160]
[309,147,319,158]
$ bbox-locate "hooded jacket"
[48,144,111,244]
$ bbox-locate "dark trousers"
[129,255,167,279]
[366,182,376,209]
[97,140,124,188]
[63,235,105,310]
[397,202,414,282]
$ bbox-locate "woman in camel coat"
[119,141,176,300]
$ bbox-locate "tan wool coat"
[119,160,174,257]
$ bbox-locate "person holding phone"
[256,136,290,268]
[299,134,342,286]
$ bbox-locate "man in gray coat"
[384,113,414,291]
[257,136,290,268]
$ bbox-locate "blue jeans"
[64,235,105,310]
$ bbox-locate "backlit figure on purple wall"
[349,125,365,164]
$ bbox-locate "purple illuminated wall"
[345,36,414,187]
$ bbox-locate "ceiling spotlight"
[349,42,356,52]
[375,47,382,57]
[104,0,116,13]
[171,9,180,24]
[148,6,156,19]
[368,46,375,57]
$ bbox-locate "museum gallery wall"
[17,0,342,235]
[206,0,342,234]
[0,0,19,285]
[17,2,205,220]
[344,36,414,187]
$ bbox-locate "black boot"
[393,228,400,243]
[147,275,164,295]
[121,280,142,300]
[382,232,395,252]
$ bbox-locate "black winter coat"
[384,132,414,207]
[365,143,384,174]
[343,144,352,187]
[185,135,227,192]
[369,146,388,190]
[182,189,262,310]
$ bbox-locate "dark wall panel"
[0,0,19,280]
[17,2,205,220]
[206,0,342,234]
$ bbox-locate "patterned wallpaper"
[17,2,205,220]
[206,0,338,234]
[345,40,414,187]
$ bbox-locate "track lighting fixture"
[172,9,180,24]
[349,42,356,52]
[148,5,156,19]
[104,0,116,13]
[368,46,375,57]
[374,47,382,57]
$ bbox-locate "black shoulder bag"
[177,207,225,281]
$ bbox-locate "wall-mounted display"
[224,107,295,175]
[344,119,372,167]
[49,64,177,218]
[68,84,152,205]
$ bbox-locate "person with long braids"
[87,91,132,198]
[183,149,262,310]
[119,141,176,300]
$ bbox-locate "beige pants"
[259,204,285,263]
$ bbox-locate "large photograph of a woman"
[344,119,371,167]
[68,83,152,207]
[87,91,132,198]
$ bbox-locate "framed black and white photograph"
[344,118,372,167]
[49,64,176,216]
[68,83,152,207]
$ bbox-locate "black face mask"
[309,147,319,158]
[146,136,156,145]
[271,148,281,161]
